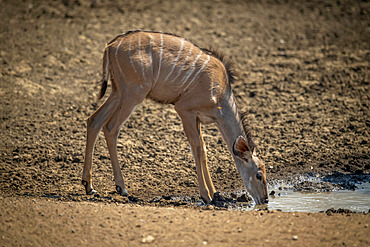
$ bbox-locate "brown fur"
[83,30,267,204]
[98,30,236,100]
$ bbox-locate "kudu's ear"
[233,135,252,159]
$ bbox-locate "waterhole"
[266,182,370,213]
[223,174,370,213]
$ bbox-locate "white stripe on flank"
[138,34,146,80]
[172,44,193,83]
[164,38,185,82]
[180,51,202,86]
[148,34,153,75]
[188,55,210,85]
[183,54,210,92]
[155,33,164,83]
[115,37,125,80]
[128,36,138,75]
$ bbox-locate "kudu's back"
[105,30,229,104]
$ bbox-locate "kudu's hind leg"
[175,109,216,203]
[102,89,148,196]
[82,93,120,194]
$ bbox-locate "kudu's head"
[233,135,268,205]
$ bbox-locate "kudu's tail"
[98,47,109,100]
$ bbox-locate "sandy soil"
[0,0,369,246]
[1,196,369,247]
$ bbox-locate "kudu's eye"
[256,173,262,180]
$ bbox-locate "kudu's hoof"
[116,185,128,196]
[87,189,97,195]
[81,180,97,195]
[201,196,212,204]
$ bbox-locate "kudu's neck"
[216,90,253,177]
[216,91,245,155]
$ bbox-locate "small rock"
[149,196,163,203]
[236,193,253,203]
[292,235,298,240]
[141,235,155,243]
[13,60,32,74]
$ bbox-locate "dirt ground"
[1,196,369,247]
[0,0,369,246]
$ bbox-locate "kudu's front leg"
[176,109,216,203]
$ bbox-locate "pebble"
[141,235,155,243]
[292,235,298,240]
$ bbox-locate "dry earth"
[0,0,369,246]
[1,196,369,247]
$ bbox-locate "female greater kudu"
[82,30,268,204]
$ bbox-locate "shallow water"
[266,182,370,213]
